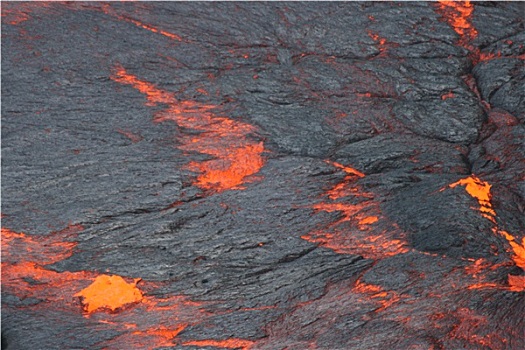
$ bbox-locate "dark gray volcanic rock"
[2,2,524,350]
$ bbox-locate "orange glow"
[1,2,51,25]
[435,1,481,63]
[117,129,143,143]
[329,161,365,178]
[111,66,266,192]
[112,67,175,105]
[1,227,98,307]
[75,275,143,313]
[494,229,525,270]
[368,31,388,55]
[441,91,455,100]
[448,175,496,222]
[100,5,182,41]
[302,161,408,259]
[446,177,525,290]
[131,324,187,346]
[2,225,213,348]
[1,227,78,264]
[359,216,378,225]
[508,275,525,292]
[437,1,477,41]
[354,280,401,312]
[182,339,254,350]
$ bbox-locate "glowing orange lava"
[301,162,409,259]
[437,1,477,42]
[1,2,52,25]
[444,177,525,291]
[508,275,525,292]
[111,66,266,192]
[182,339,255,350]
[354,280,402,312]
[435,1,484,64]
[1,226,96,307]
[497,230,525,270]
[441,91,455,100]
[75,275,143,313]
[1,226,216,348]
[368,31,388,56]
[101,4,182,41]
[448,175,496,222]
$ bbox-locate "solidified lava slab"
[2,2,524,350]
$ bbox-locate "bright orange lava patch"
[444,177,525,291]
[496,230,525,270]
[182,339,255,350]
[75,275,143,313]
[448,175,496,222]
[111,65,266,192]
[437,1,477,42]
[359,216,379,225]
[436,1,483,63]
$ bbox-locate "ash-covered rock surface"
[2,2,524,350]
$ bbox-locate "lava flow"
[444,175,525,291]
[74,275,143,313]
[436,1,477,46]
[1,226,217,349]
[100,4,183,41]
[1,225,94,307]
[111,66,266,193]
[182,339,255,350]
[302,161,409,259]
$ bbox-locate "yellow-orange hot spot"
[449,176,496,219]
[75,275,143,313]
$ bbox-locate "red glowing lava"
[301,161,409,259]
[436,1,477,43]
[435,1,486,64]
[1,2,52,25]
[182,339,255,350]
[441,91,455,100]
[1,226,95,307]
[111,65,266,192]
[447,175,496,222]
[443,176,525,291]
[1,226,217,348]
[353,279,402,312]
[101,4,182,41]
[368,31,388,56]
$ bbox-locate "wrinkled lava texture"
[2,2,525,350]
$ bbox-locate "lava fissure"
[110,65,266,193]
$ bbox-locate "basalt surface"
[1,2,524,350]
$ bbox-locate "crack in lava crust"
[111,65,266,193]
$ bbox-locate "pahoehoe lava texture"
[2,2,525,350]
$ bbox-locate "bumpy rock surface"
[2,2,524,350]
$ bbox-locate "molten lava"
[1,226,220,348]
[444,176,525,291]
[111,66,266,192]
[75,275,143,313]
[435,1,485,64]
[436,1,477,43]
[101,4,182,41]
[302,161,409,259]
[182,339,255,350]
[448,175,496,222]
